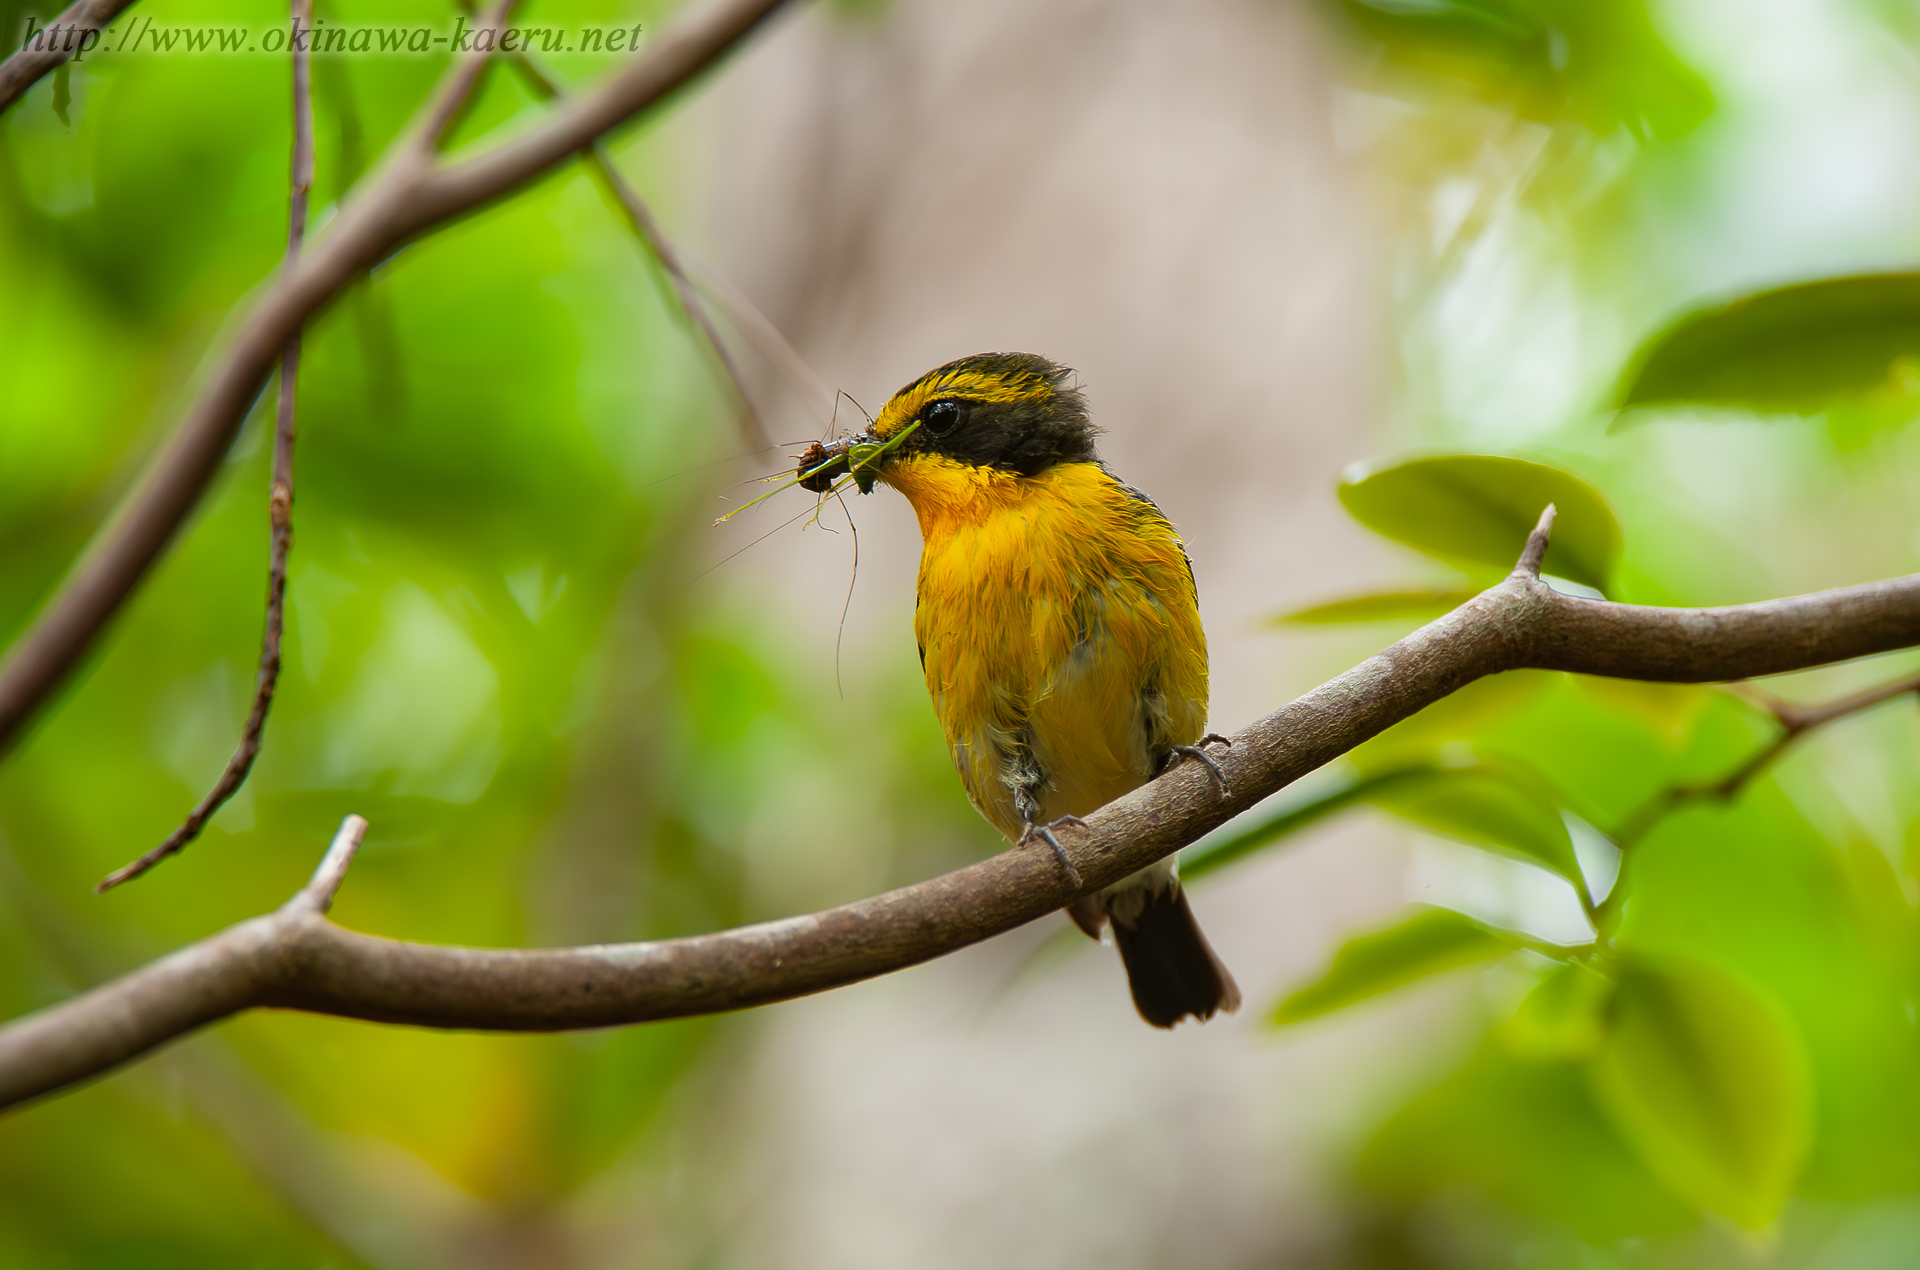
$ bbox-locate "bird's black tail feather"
[1109,885,1241,1028]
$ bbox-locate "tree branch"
[675,243,838,423]
[0,0,797,757]
[295,813,367,913]
[96,0,318,892]
[7,533,1920,1110]
[488,28,772,449]
[0,0,138,117]
[1515,503,1555,577]
[587,147,771,448]
[1607,668,1920,856]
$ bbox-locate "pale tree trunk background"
[676,0,1441,1262]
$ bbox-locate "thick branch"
[6,559,1920,1110]
[0,0,796,756]
[1521,579,1920,680]
[0,0,138,117]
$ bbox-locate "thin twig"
[1514,503,1556,578]
[675,244,837,422]
[0,0,797,759]
[294,814,367,913]
[96,0,317,893]
[1749,672,1920,733]
[413,0,516,153]
[483,29,771,449]
[587,148,770,448]
[10,523,1920,1108]
[1609,667,1920,853]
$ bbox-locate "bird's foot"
[1164,734,1233,795]
[1020,816,1087,890]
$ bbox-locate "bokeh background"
[5,0,1920,1265]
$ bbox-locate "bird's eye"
[921,400,966,438]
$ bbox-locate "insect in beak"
[796,436,856,493]
[797,426,907,495]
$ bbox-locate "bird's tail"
[1105,881,1241,1029]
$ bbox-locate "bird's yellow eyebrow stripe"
[871,366,1054,439]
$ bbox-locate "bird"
[796,351,1240,1027]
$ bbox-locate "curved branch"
[0,0,138,117]
[7,533,1920,1110]
[0,0,797,755]
[0,816,365,1110]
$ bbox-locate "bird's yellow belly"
[910,476,1206,843]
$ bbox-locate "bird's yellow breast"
[883,453,1208,840]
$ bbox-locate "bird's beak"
[796,430,884,494]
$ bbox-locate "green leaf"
[1370,763,1584,886]
[1617,273,1920,413]
[1359,1041,1698,1246]
[1355,670,1553,764]
[1334,0,1713,142]
[1588,959,1811,1228]
[1338,455,1622,592]
[1572,677,1711,745]
[51,63,71,129]
[1181,766,1440,882]
[1503,961,1614,1061]
[1273,905,1528,1025]
[1833,837,1920,971]
[1269,589,1477,626]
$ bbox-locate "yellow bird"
[799,352,1240,1027]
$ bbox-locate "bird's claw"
[1164,734,1233,796]
[1020,816,1087,890]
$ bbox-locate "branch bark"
[0,0,139,117]
[7,515,1919,1111]
[0,0,797,756]
[1608,667,1920,854]
[97,0,318,891]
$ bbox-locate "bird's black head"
[797,353,1098,492]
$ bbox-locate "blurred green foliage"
[1271,588,1478,626]
[1337,454,1621,592]
[1270,906,1536,1026]
[1242,445,1920,1246]
[7,0,1920,1265]
[1327,0,1713,141]
[1617,273,1920,415]
[0,0,988,1261]
[1236,0,1920,1256]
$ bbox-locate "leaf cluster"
[1201,293,1920,1243]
